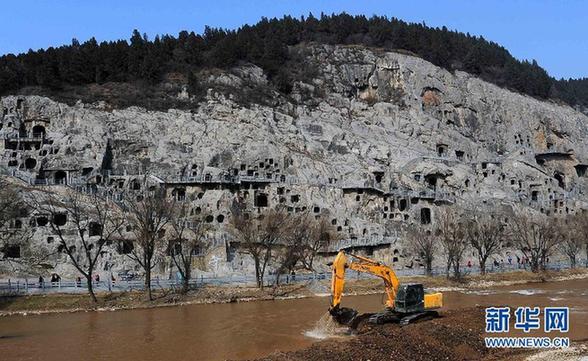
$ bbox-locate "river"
[0,278,586,361]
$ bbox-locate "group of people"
[463,254,536,270]
[38,273,117,288]
[495,254,535,269]
[37,273,61,287]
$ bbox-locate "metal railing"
[326,234,400,251]
[2,133,45,142]
[7,170,86,187]
[1,260,583,296]
[170,173,280,185]
[535,145,574,156]
[0,273,326,295]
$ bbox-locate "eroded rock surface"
[2,44,587,278]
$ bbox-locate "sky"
[0,1,586,79]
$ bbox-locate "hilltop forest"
[0,13,586,109]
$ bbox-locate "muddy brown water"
[0,278,586,361]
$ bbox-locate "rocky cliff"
[2,44,588,278]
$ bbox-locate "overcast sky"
[1,0,586,79]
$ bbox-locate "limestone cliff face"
[2,44,587,278]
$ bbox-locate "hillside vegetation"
[0,13,586,110]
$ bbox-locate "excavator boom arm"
[330,251,400,310]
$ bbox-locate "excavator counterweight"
[328,251,442,327]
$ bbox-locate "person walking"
[50,273,60,287]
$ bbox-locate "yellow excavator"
[328,250,443,327]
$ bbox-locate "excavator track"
[330,310,440,333]
[368,310,400,324]
[398,310,439,325]
[332,308,440,329]
[367,310,439,325]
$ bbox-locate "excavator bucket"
[329,306,358,325]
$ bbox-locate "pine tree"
[128,30,146,78]
[0,14,586,107]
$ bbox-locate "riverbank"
[1,268,587,316]
[254,307,588,361]
[254,307,520,360]
[1,277,587,361]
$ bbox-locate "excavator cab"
[395,283,425,313]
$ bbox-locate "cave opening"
[554,172,565,189]
[420,208,431,224]
[424,175,438,189]
[24,158,37,170]
[2,244,21,258]
[53,213,67,226]
[255,193,268,207]
[399,199,407,211]
[173,188,186,201]
[117,240,134,254]
[374,172,384,183]
[575,164,588,177]
[32,125,46,138]
[89,222,103,237]
[54,170,67,185]
[436,144,448,157]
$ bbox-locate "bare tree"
[299,216,337,272]
[167,202,210,293]
[403,225,438,276]
[578,212,588,268]
[465,213,505,275]
[230,201,290,289]
[31,188,125,302]
[558,214,587,268]
[125,186,175,301]
[272,213,337,285]
[273,225,300,286]
[507,213,563,272]
[437,208,467,279]
[0,179,45,272]
[0,179,18,240]
[578,213,588,268]
[0,179,28,247]
[0,179,58,275]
